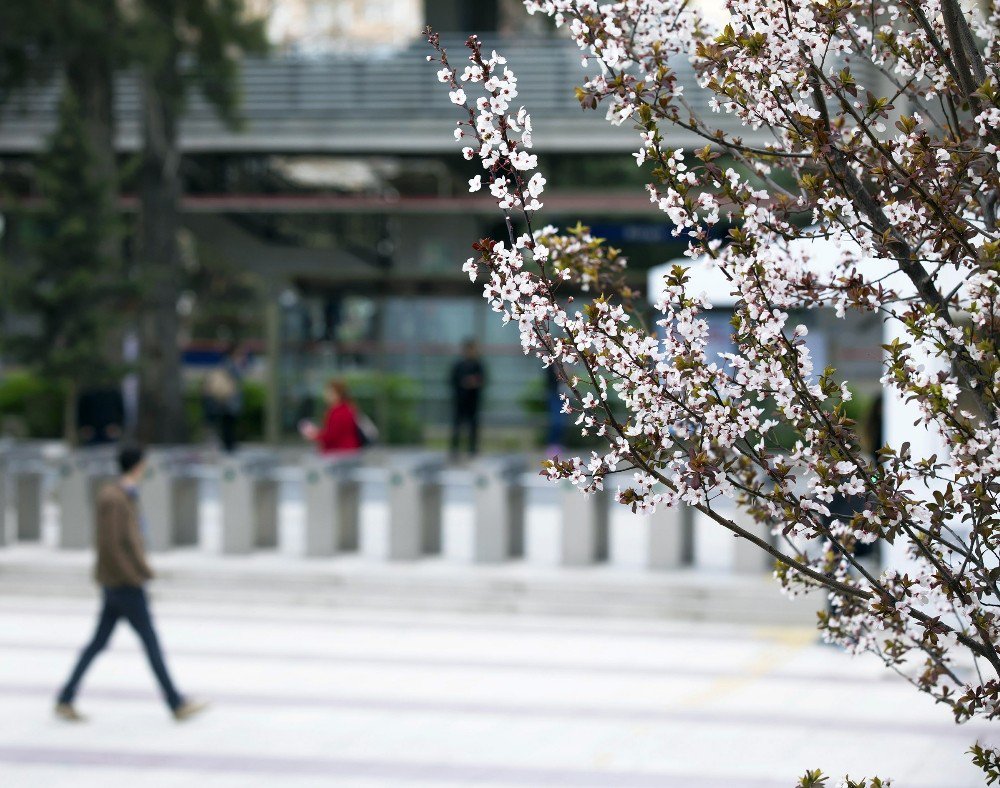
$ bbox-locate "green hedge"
[342,372,422,445]
[185,380,267,442]
[0,372,65,438]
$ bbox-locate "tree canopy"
[428,0,1000,780]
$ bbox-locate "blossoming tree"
[427,0,1000,781]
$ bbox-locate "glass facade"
[277,291,545,442]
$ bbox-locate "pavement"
[0,584,994,787]
[0,543,826,625]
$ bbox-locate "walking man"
[55,444,206,722]
[449,338,487,457]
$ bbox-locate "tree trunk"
[137,38,187,444]
[64,19,117,221]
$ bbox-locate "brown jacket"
[94,482,154,588]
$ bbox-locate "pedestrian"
[449,338,486,457]
[299,378,363,454]
[55,444,206,722]
[203,343,244,453]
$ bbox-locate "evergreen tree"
[5,88,126,441]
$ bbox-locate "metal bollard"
[218,453,282,554]
[2,446,50,544]
[441,456,525,564]
[521,474,609,566]
[357,454,445,561]
[16,472,44,542]
[0,451,6,546]
[56,448,119,550]
[140,448,205,552]
[302,454,362,557]
[608,497,693,570]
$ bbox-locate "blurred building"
[0,0,881,443]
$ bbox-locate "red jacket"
[315,402,361,454]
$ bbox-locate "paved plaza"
[0,584,992,787]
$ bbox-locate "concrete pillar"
[732,510,775,574]
[140,450,204,552]
[264,298,282,446]
[0,454,7,546]
[219,458,252,554]
[16,472,43,542]
[609,500,692,570]
[441,458,524,563]
[255,477,279,548]
[690,502,774,573]
[522,474,608,566]
[357,466,401,560]
[358,456,444,561]
[303,456,361,556]
[56,450,117,550]
[173,477,201,546]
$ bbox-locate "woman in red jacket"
[299,379,361,454]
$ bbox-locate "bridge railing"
[1,36,875,153]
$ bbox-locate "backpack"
[354,411,379,448]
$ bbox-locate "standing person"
[450,338,486,457]
[203,343,244,453]
[55,444,206,722]
[299,378,362,454]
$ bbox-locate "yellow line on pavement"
[673,627,815,709]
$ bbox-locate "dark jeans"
[451,408,480,455]
[58,586,183,711]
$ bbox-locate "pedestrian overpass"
[0,39,775,155]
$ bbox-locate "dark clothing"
[218,412,238,454]
[94,483,154,588]
[451,409,480,455]
[76,387,125,446]
[450,358,485,412]
[57,586,182,711]
[450,357,485,455]
[204,358,243,453]
[58,482,183,711]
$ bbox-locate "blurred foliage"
[342,372,422,445]
[760,383,876,452]
[185,238,265,343]
[2,88,128,437]
[0,0,127,94]
[184,380,266,443]
[0,371,66,438]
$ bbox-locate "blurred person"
[76,384,125,446]
[55,444,206,722]
[203,343,245,452]
[299,378,362,454]
[450,338,486,457]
